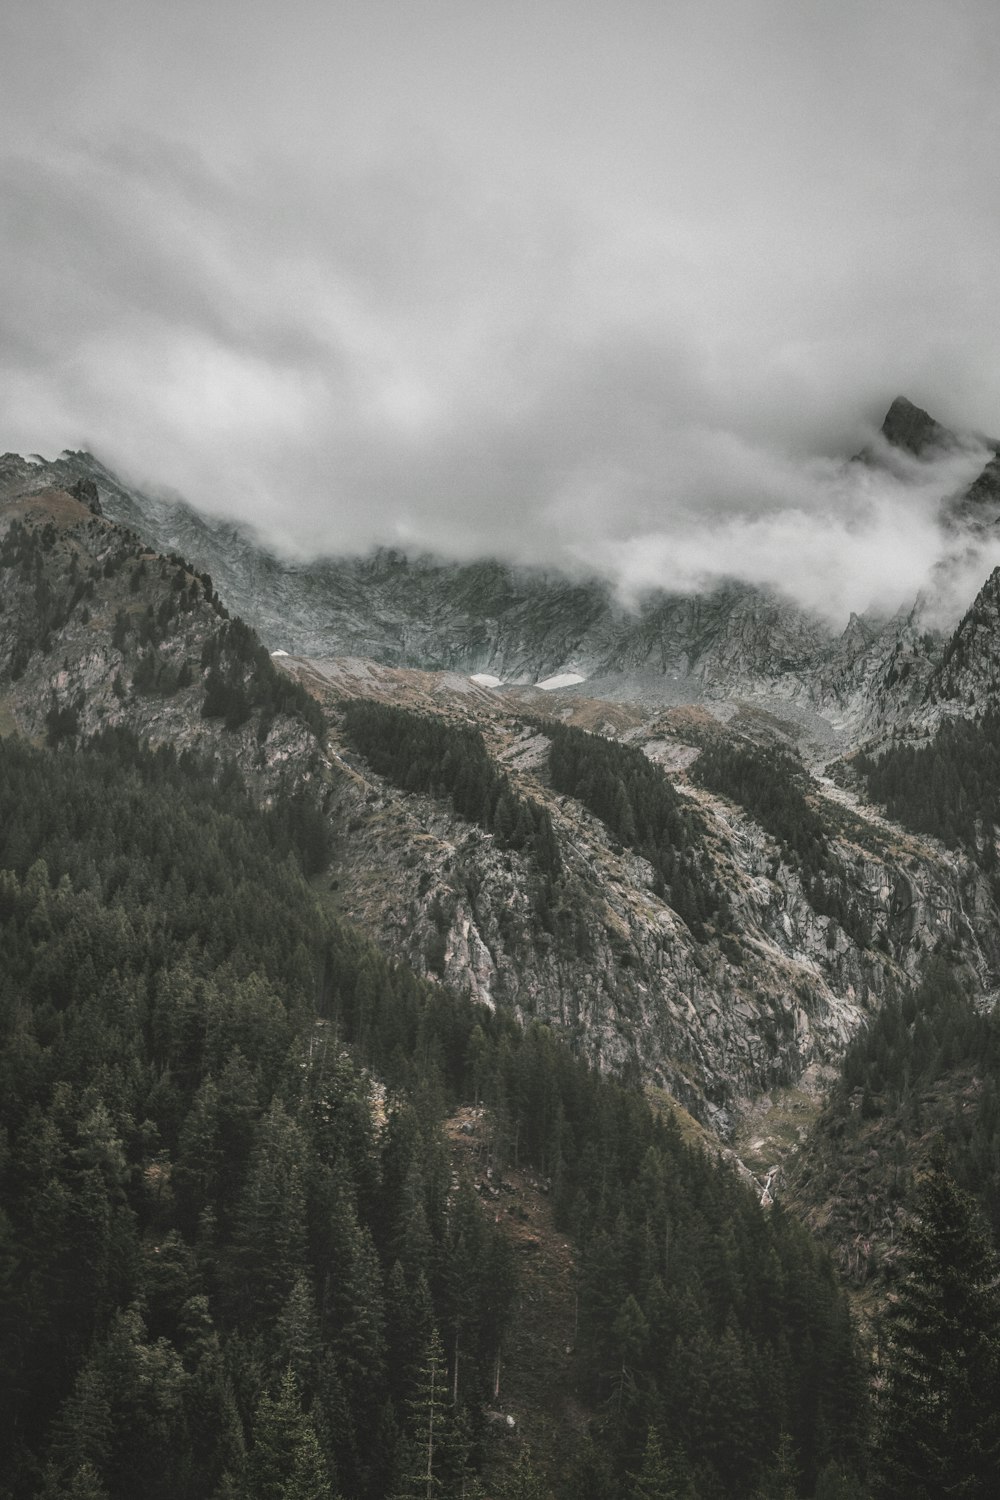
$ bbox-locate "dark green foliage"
[0,730,512,1500]
[46,692,84,745]
[567,1124,867,1497]
[393,1326,451,1500]
[248,1366,335,1500]
[0,727,869,1500]
[543,720,718,939]
[874,1166,1000,1499]
[626,1425,694,1500]
[855,711,1000,864]
[803,961,1000,1259]
[341,701,560,876]
[497,1446,552,1500]
[750,1432,800,1500]
[693,738,870,945]
[201,618,325,741]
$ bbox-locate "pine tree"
[395,1327,450,1500]
[43,1363,112,1496]
[626,1425,692,1500]
[227,1100,309,1325]
[41,1461,111,1500]
[498,1445,551,1500]
[874,1165,1000,1498]
[752,1431,800,1500]
[249,1366,336,1500]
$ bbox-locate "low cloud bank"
[2,139,999,630]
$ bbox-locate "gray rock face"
[928,566,1000,709]
[878,395,957,456]
[0,476,318,801]
[318,684,1000,1131]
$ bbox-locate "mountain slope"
[6,464,1000,1135]
[8,436,1000,1496]
[0,474,880,1500]
[281,656,1000,1132]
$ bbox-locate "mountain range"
[5,394,1000,1494]
[5,395,1000,761]
[4,396,1000,1134]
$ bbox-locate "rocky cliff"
[287,658,1000,1132]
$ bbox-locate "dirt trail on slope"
[444,1106,592,1489]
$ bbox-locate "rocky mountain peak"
[880,395,955,455]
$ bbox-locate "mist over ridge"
[71,394,999,637]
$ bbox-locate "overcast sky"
[2,0,1000,622]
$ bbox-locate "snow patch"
[270,649,289,657]
[470,673,502,687]
[536,672,586,691]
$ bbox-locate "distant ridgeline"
[855,711,1000,867]
[692,739,872,946]
[0,726,869,1500]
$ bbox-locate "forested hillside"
[5,479,1000,1495]
[341,699,560,877]
[792,961,1000,1285]
[0,725,873,1499]
[0,729,518,1500]
[855,711,1000,864]
[0,493,324,773]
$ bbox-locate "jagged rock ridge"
[6,394,1000,756]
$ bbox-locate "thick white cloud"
[2,1,1000,624]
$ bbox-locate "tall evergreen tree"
[626,1425,695,1500]
[395,1327,452,1500]
[249,1366,336,1500]
[874,1165,1000,1498]
[498,1446,552,1500]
